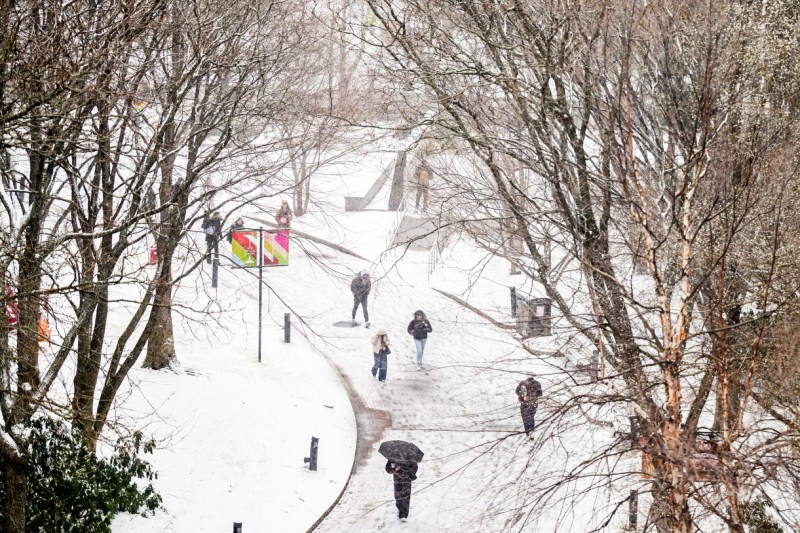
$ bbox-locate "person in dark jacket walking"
[516,376,543,438]
[350,270,371,327]
[385,460,418,522]
[201,211,223,264]
[370,327,390,381]
[407,310,433,369]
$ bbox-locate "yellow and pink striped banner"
[263,230,289,266]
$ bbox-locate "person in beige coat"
[370,327,391,382]
[412,164,431,212]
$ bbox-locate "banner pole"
[258,226,263,363]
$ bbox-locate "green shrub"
[1,417,162,533]
[742,499,783,533]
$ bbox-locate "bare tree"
[364,1,800,531]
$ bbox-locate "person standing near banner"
[202,211,223,263]
[228,216,245,243]
[275,199,292,229]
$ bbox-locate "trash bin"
[528,298,551,337]
[514,297,552,338]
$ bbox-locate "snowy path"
[260,219,555,532]
[111,177,627,532]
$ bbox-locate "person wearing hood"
[407,310,433,369]
[350,270,371,327]
[228,216,245,243]
[370,327,391,382]
[275,198,292,229]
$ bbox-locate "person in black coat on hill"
[407,310,433,369]
[201,211,223,264]
[350,270,371,326]
[385,460,418,522]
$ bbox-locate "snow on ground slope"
[111,158,630,532]
[110,244,356,532]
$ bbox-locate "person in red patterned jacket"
[516,375,543,438]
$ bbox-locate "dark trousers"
[206,237,219,263]
[520,402,537,435]
[352,294,369,322]
[372,353,387,381]
[394,480,412,518]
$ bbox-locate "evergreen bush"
[0,416,162,532]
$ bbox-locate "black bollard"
[233,522,242,533]
[510,287,517,318]
[628,489,638,530]
[304,436,319,471]
[284,313,291,343]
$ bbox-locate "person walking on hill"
[275,198,292,229]
[370,327,391,382]
[516,375,543,438]
[201,211,223,264]
[385,460,418,522]
[412,163,431,212]
[407,310,433,369]
[350,270,371,327]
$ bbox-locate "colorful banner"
[231,231,258,267]
[263,230,289,266]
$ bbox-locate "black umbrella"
[378,440,424,463]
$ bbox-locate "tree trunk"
[142,277,176,370]
[650,470,692,533]
[2,455,27,533]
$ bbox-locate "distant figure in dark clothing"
[407,310,433,369]
[516,376,543,438]
[385,460,418,522]
[201,211,223,263]
[275,199,292,229]
[228,216,245,243]
[350,270,371,327]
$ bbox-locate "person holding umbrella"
[385,461,417,522]
[379,440,423,523]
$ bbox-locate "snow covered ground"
[110,154,631,532]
